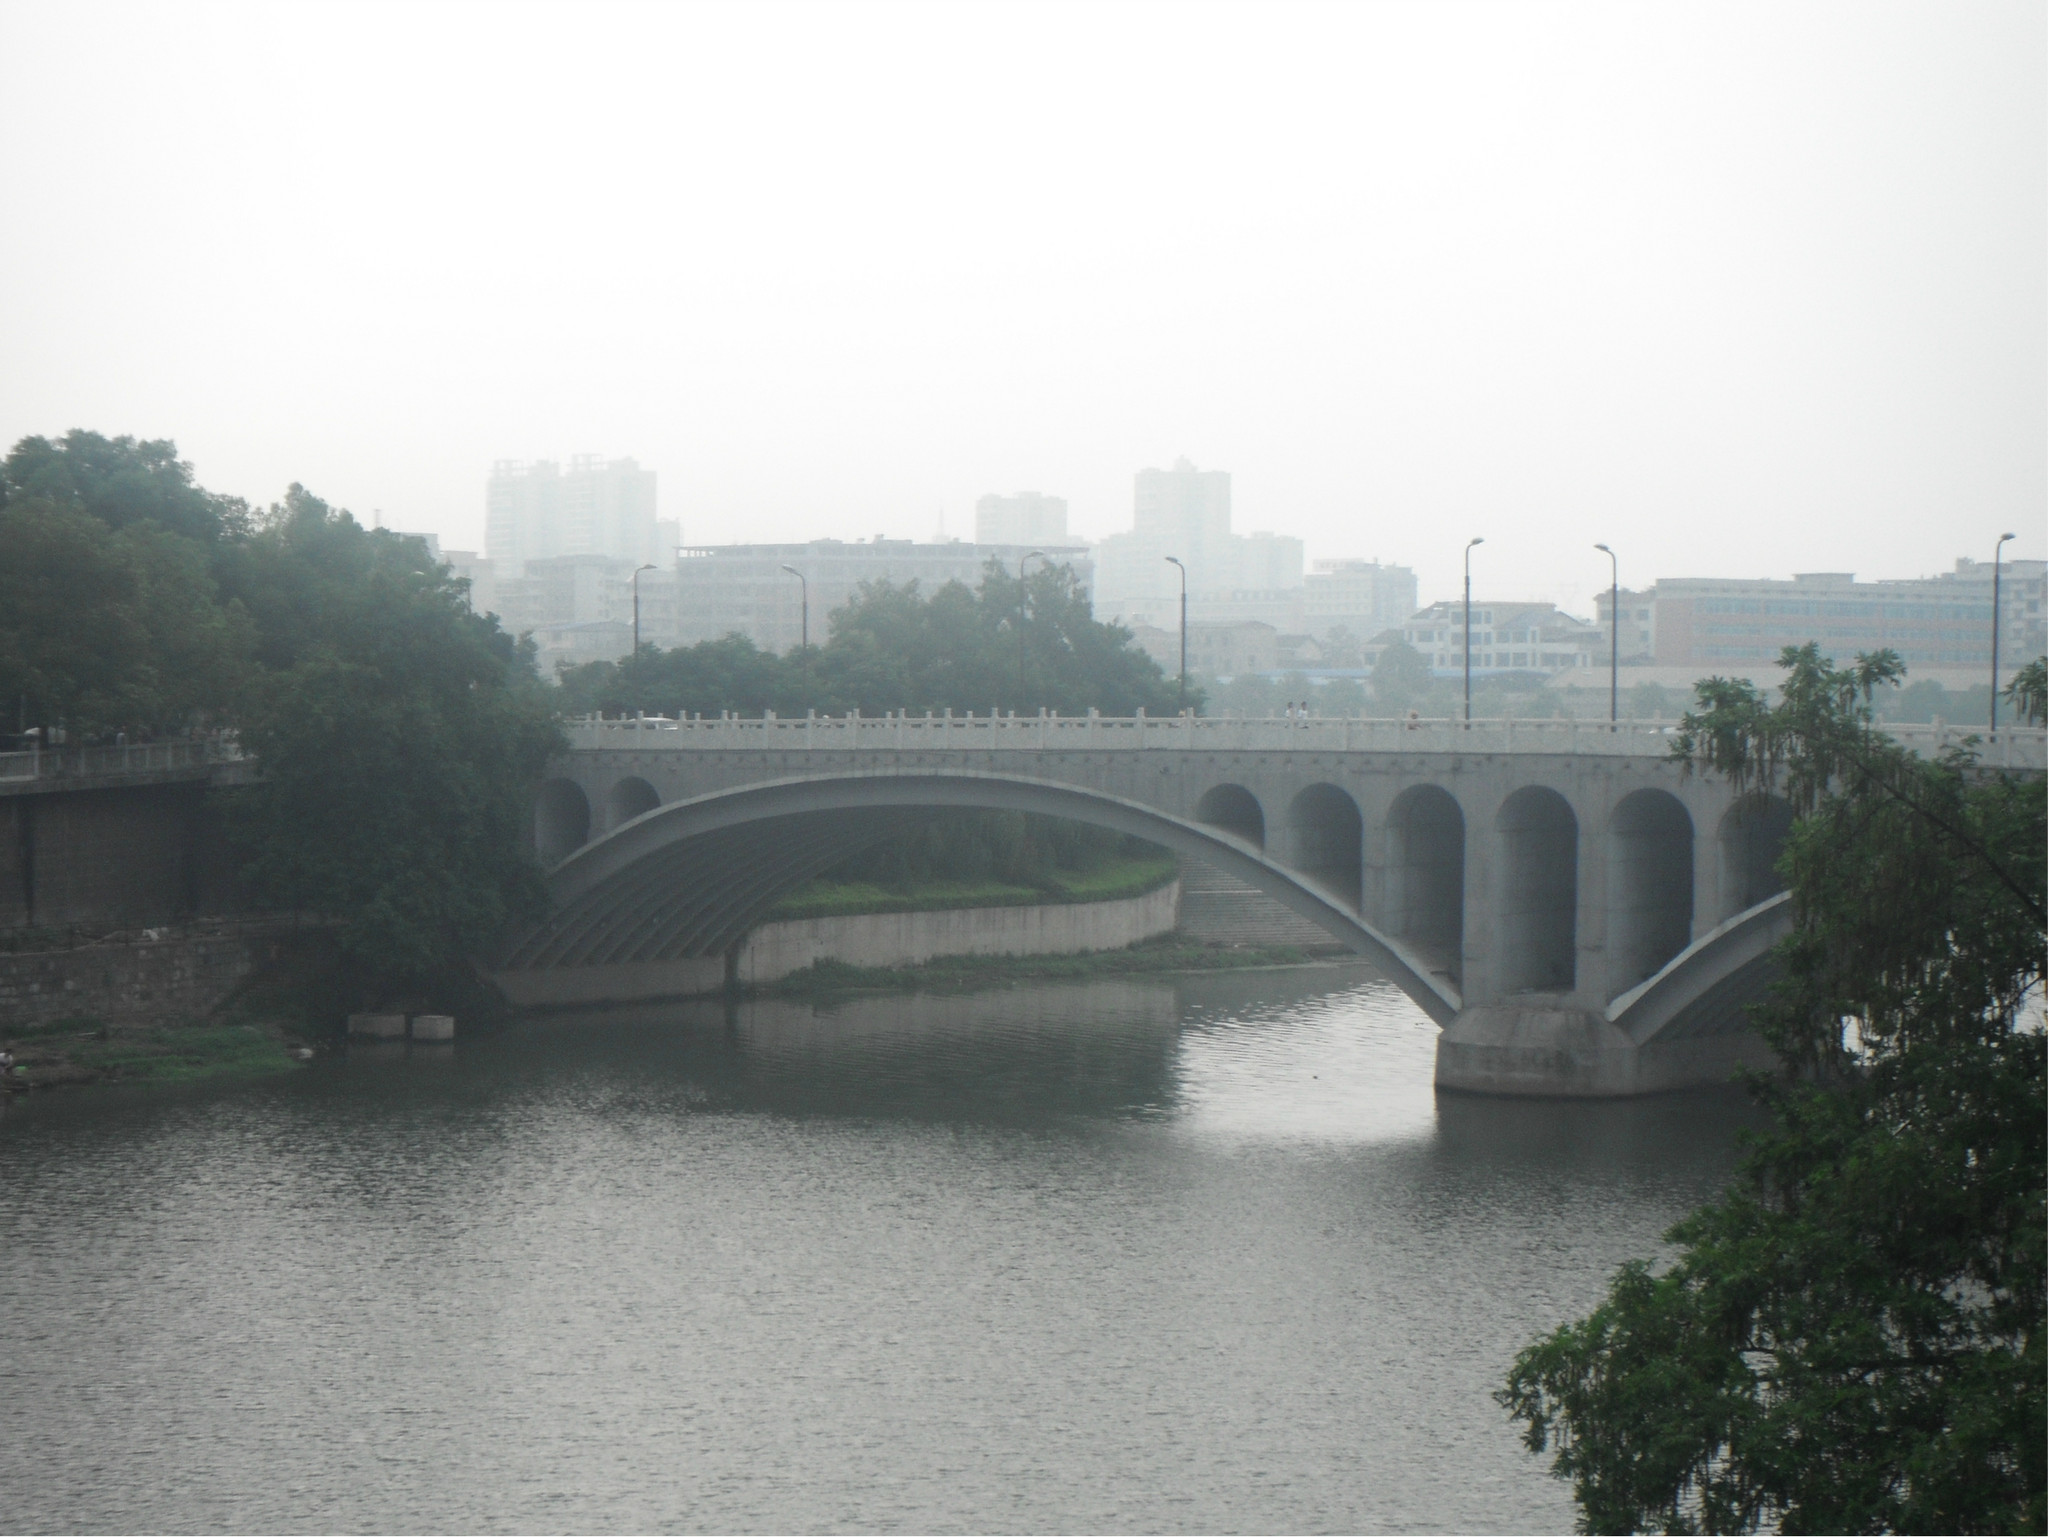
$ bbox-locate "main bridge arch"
[501,769,1462,1024]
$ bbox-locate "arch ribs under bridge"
[506,721,2021,1095]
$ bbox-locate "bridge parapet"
[564,712,2047,767]
[0,739,252,796]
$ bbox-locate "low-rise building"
[1128,620,1281,680]
[1641,560,2045,674]
[1302,559,1419,643]
[672,539,1093,654]
[1399,602,1602,676]
[1593,586,1657,664]
[447,550,680,671]
[975,492,1069,545]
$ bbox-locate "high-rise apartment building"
[485,456,672,573]
[1090,458,1304,628]
[975,492,1069,545]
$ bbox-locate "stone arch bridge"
[498,713,2043,1097]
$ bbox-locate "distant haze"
[1,1,2040,613]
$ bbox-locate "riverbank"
[0,917,338,1094]
[2,1017,307,1092]
[760,932,1353,999]
[765,855,1178,920]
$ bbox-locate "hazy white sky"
[2,0,2040,612]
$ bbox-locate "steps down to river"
[1175,861,1337,947]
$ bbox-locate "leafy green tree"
[220,487,562,986]
[0,497,249,736]
[821,561,1185,716]
[1626,679,1677,719]
[1499,645,2045,1534]
[557,633,805,718]
[2005,657,2046,726]
[1370,640,1446,713]
[556,560,1185,719]
[1,429,249,542]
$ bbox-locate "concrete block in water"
[410,1014,455,1041]
[347,1012,406,1039]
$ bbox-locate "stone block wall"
[0,923,295,1030]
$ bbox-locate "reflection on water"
[0,963,1759,1535]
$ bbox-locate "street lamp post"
[1594,543,1618,725]
[631,563,656,656]
[1164,556,1187,711]
[1990,532,2015,734]
[779,564,808,655]
[1017,550,1046,705]
[1463,538,1484,724]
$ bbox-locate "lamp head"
[1164,555,1183,568]
[1594,542,1610,554]
[1999,532,2016,544]
[1467,537,1484,548]
[780,564,800,577]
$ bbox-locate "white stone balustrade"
[563,711,2048,767]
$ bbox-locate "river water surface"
[0,964,1757,1533]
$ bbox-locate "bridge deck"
[566,712,2047,766]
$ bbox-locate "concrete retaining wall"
[1,783,248,931]
[496,881,1182,1009]
[733,880,1181,986]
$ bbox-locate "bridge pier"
[1434,1001,1770,1098]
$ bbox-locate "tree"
[0,496,249,736]
[557,633,804,719]
[1370,639,1443,714]
[2007,657,2047,727]
[1,429,249,542]
[220,488,563,986]
[821,561,1185,716]
[1499,644,2045,1534]
[555,560,1186,719]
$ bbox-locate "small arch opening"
[1195,783,1265,849]
[1497,786,1578,993]
[1283,783,1362,907]
[607,776,661,831]
[1386,784,1464,983]
[1717,795,1794,921]
[535,778,591,864]
[1608,790,1694,992]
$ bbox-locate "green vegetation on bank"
[766,809,1176,921]
[761,933,1342,999]
[769,853,1177,921]
[1499,645,2046,1534]
[2,1018,303,1091]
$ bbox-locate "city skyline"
[1,3,2039,615]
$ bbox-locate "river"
[0,963,1758,1534]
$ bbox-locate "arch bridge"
[499,713,2044,1096]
